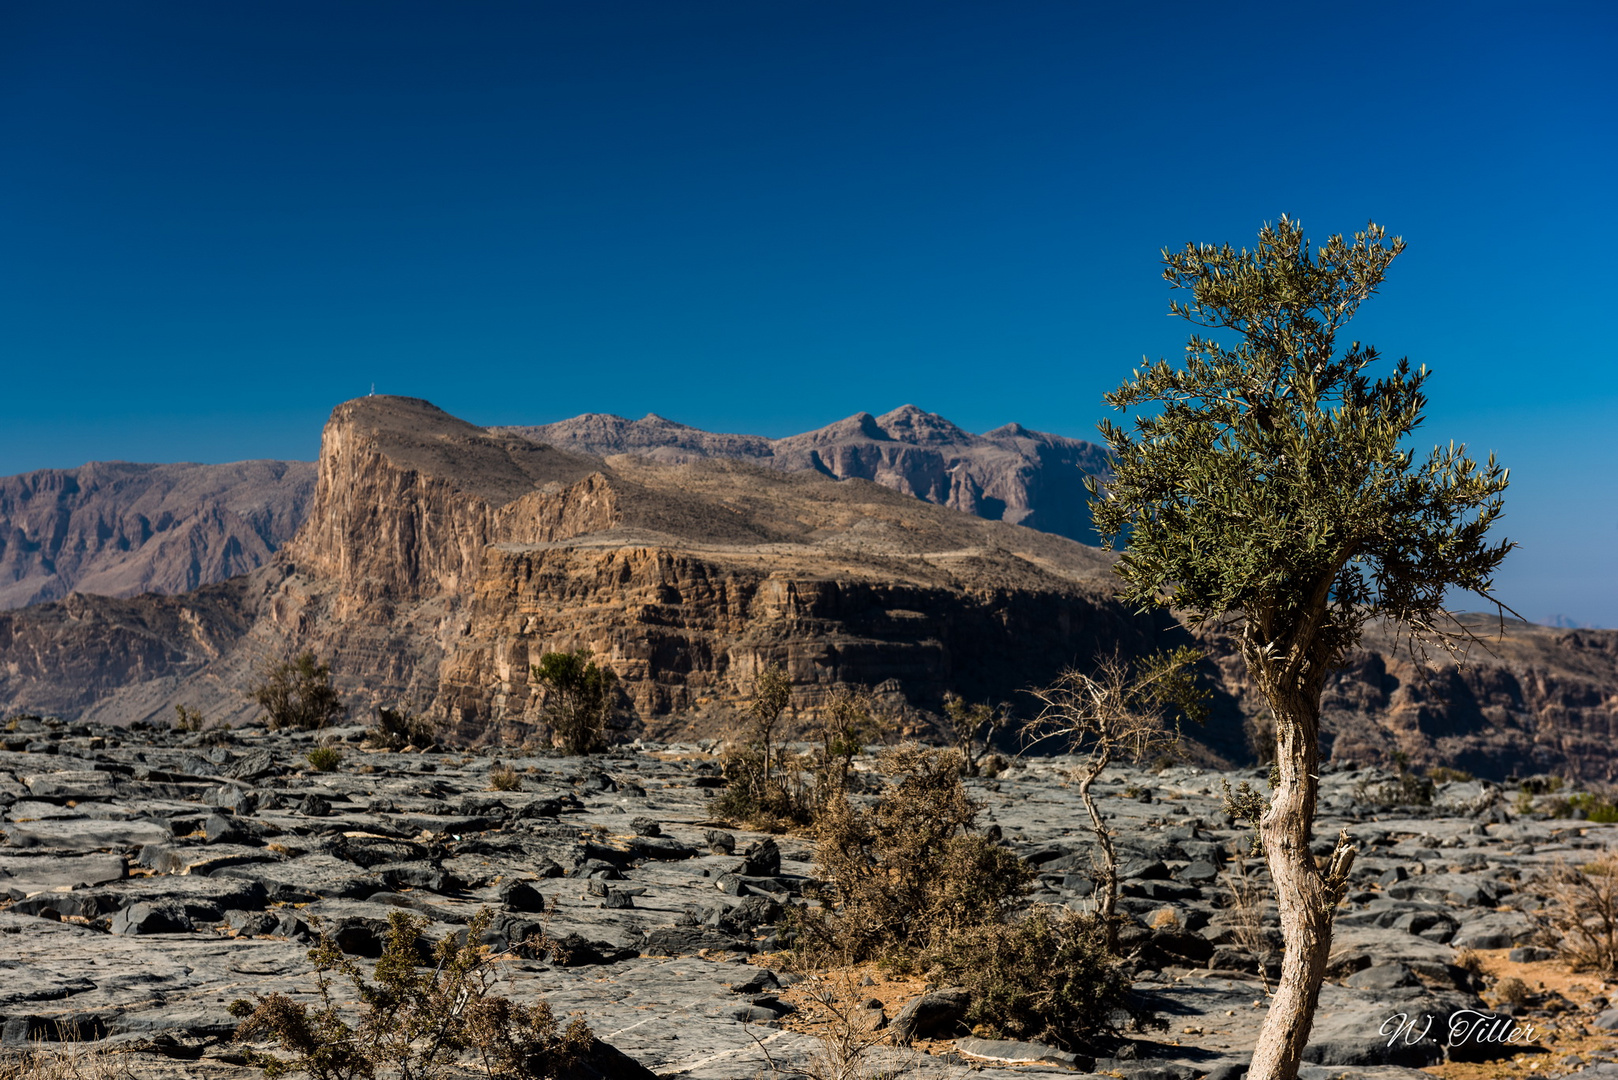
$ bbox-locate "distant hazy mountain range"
[0,461,316,609]
[493,405,1111,544]
[0,407,1108,609]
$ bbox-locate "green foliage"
[250,652,347,732]
[1221,778,1270,856]
[1427,766,1474,783]
[1091,216,1513,707]
[366,707,440,752]
[305,746,344,773]
[1548,791,1618,823]
[530,651,617,755]
[810,686,874,808]
[925,905,1155,1050]
[715,664,807,829]
[231,908,591,1079]
[797,746,1029,967]
[173,704,207,732]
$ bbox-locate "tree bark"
[1247,689,1356,1080]
[1078,747,1118,949]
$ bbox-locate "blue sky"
[3,1,1614,625]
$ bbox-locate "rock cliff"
[0,398,1188,751]
[0,396,1612,781]
[496,403,1112,543]
[0,460,314,609]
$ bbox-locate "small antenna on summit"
[369,383,375,397]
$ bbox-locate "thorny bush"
[795,745,1028,967]
[925,904,1159,1050]
[229,908,592,1079]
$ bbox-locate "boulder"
[891,987,970,1045]
[110,901,192,935]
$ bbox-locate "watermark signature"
[1381,1010,1537,1048]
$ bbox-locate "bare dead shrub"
[1539,851,1618,975]
[1222,849,1276,993]
[0,1024,135,1080]
[1026,647,1207,944]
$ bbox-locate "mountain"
[0,460,315,609]
[494,404,1113,544]
[0,396,1613,782]
[0,397,1211,751]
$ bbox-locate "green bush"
[230,908,591,1079]
[925,905,1156,1049]
[250,652,347,732]
[306,746,344,773]
[530,651,616,755]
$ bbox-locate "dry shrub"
[231,907,590,1079]
[1494,976,1532,1007]
[367,707,440,751]
[715,665,808,830]
[0,1027,134,1080]
[796,745,1027,968]
[924,905,1156,1050]
[1540,851,1618,975]
[1220,850,1276,992]
[489,764,522,792]
[768,976,910,1080]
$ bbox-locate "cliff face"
[0,397,1168,750]
[0,460,314,609]
[0,396,1612,782]
[496,403,1112,544]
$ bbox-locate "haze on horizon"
[2,1,1613,626]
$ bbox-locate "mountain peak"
[875,405,971,445]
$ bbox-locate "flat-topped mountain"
[0,460,315,609]
[0,407,1105,613]
[0,396,1613,781]
[0,397,1183,752]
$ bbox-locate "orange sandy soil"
[735,949,1618,1076]
[1423,949,1616,1080]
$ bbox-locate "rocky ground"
[3,716,1616,1079]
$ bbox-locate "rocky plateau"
[2,718,1616,1078]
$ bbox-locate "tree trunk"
[1079,748,1118,949]
[1247,690,1355,1080]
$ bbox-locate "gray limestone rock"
[890,987,970,1045]
[955,1037,1086,1069]
[110,901,193,935]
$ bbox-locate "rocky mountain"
[0,460,315,609]
[0,396,1613,781]
[0,397,1201,752]
[495,403,1112,543]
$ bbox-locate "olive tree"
[1090,217,1513,1080]
[249,651,347,731]
[531,650,617,754]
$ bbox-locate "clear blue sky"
[3,1,1614,626]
